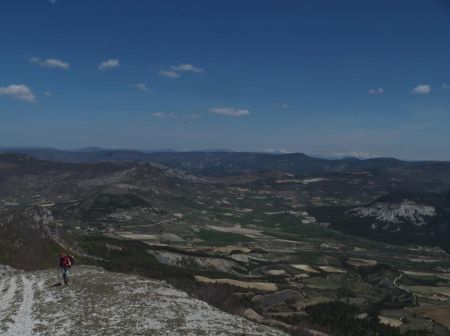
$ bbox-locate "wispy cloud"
[151,112,177,119]
[158,70,180,78]
[442,83,450,90]
[187,113,201,120]
[98,59,119,71]
[276,102,289,109]
[183,113,202,124]
[367,88,384,95]
[209,107,250,117]
[44,91,52,97]
[412,84,431,95]
[332,151,377,159]
[0,84,37,103]
[264,148,291,154]
[130,83,150,92]
[171,63,204,73]
[150,112,201,122]
[158,63,203,78]
[29,57,69,70]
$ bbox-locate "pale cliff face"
[350,200,436,231]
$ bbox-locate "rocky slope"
[312,191,450,251]
[0,265,287,336]
[349,200,437,228]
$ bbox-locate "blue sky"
[1,0,450,159]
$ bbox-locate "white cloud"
[442,83,450,90]
[209,107,250,117]
[367,88,384,95]
[151,112,177,119]
[44,91,52,96]
[412,84,431,95]
[0,84,37,103]
[98,59,119,71]
[130,83,150,92]
[158,70,180,78]
[29,57,69,70]
[158,63,203,78]
[171,63,204,73]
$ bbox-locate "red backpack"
[62,255,73,267]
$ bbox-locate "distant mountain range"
[1,147,449,179]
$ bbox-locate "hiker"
[59,252,74,285]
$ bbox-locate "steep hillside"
[0,207,63,269]
[0,266,287,336]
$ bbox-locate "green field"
[197,229,252,246]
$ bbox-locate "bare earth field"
[414,306,450,329]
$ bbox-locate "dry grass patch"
[194,276,277,292]
[378,316,403,327]
[207,224,263,236]
[347,258,377,267]
[318,266,346,274]
[290,264,320,273]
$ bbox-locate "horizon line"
[0,146,448,162]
